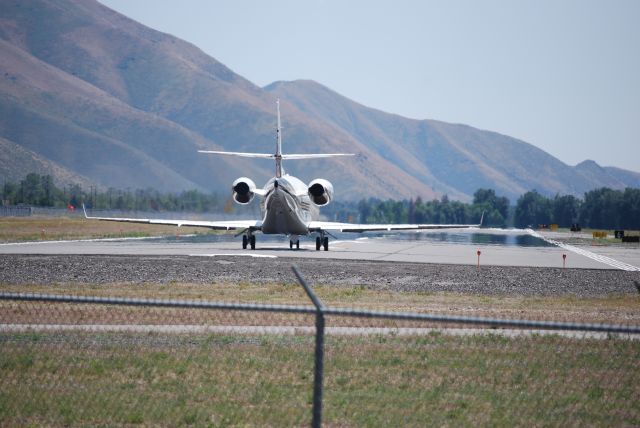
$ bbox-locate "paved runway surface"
[1,228,639,270]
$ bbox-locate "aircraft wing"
[307,220,482,233]
[82,205,262,231]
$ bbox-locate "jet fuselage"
[261,175,318,235]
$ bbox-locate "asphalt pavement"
[1,228,639,270]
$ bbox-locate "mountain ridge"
[1,0,440,200]
[265,79,639,201]
[0,0,637,204]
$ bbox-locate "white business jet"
[84,100,482,250]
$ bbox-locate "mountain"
[602,167,640,189]
[575,160,640,190]
[0,0,638,203]
[0,136,95,189]
[265,80,640,201]
[0,0,437,201]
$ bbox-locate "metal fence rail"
[3,290,639,335]
[0,205,32,217]
[1,266,639,426]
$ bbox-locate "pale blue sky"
[100,0,640,172]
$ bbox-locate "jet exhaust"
[308,179,334,206]
[232,177,257,204]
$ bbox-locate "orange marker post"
[477,250,481,268]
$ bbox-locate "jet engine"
[308,179,334,206]
[232,177,257,204]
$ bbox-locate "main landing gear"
[289,235,300,249]
[240,231,328,251]
[242,233,256,250]
[315,235,329,251]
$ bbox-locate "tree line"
[1,173,228,213]
[514,188,640,229]
[3,173,639,229]
[324,188,508,226]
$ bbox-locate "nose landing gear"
[242,232,256,250]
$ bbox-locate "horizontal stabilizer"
[198,150,274,158]
[282,154,355,160]
[199,150,354,160]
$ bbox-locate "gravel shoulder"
[1,254,639,297]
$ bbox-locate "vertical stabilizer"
[197,99,354,170]
[275,99,283,178]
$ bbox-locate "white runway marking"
[189,253,277,259]
[528,229,640,271]
[331,240,367,246]
[1,324,636,340]
[0,235,185,246]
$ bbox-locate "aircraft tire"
[323,237,329,251]
[316,237,321,251]
[296,240,300,249]
[289,240,293,249]
[250,235,256,250]
[242,235,248,249]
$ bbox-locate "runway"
[1,228,639,270]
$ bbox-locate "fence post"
[292,265,325,428]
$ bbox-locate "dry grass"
[0,217,215,242]
[1,282,639,425]
[1,218,638,425]
[1,281,639,326]
[0,331,638,426]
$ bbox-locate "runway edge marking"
[528,229,640,271]
[189,253,277,259]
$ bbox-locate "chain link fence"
[0,206,32,217]
[1,267,639,426]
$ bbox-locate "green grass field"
[1,332,638,427]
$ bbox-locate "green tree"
[620,188,640,229]
[21,173,43,205]
[472,188,510,226]
[580,188,622,229]
[473,188,509,220]
[357,198,374,223]
[514,190,552,228]
[551,194,580,227]
[2,181,18,204]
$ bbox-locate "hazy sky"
[100,0,640,172]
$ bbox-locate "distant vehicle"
[84,100,482,250]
